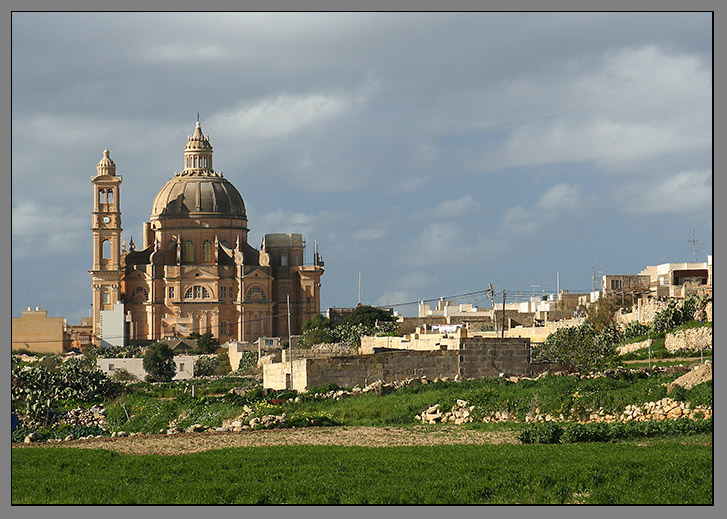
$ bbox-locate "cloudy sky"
[12,12,712,324]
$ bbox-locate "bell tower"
[90,148,124,345]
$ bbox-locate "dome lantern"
[183,119,214,176]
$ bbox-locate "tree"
[301,327,336,348]
[340,305,396,327]
[537,321,618,373]
[302,313,334,333]
[301,314,336,348]
[194,330,220,354]
[585,296,621,332]
[142,342,176,382]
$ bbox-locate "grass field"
[12,435,712,504]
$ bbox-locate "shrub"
[622,321,649,340]
[538,321,617,372]
[194,356,219,377]
[521,418,713,444]
[301,327,335,348]
[308,383,342,394]
[214,352,231,375]
[143,342,176,382]
[234,352,258,374]
[517,423,563,444]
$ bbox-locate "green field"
[11,436,712,504]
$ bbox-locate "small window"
[183,240,195,263]
[108,364,114,371]
[169,287,175,299]
[295,254,301,266]
[280,253,288,266]
[220,322,227,335]
[103,292,110,304]
[202,240,214,263]
[220,286,227,299]
[179,363,184,371]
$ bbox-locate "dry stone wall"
[665,327,712,353]
[617,339,652,355]
[265,338,533,391]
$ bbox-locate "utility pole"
[689,229,699,262]
[287,295,293,391]
[501,290,507,338]
[486,284,497,335]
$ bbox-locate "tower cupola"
[96,148,116,176]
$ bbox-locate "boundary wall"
[264,337,532,391]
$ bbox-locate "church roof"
[151,174,246,219]
[150,120,246,220]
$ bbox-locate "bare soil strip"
[13,426,518,456]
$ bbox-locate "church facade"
[89,120,324,346]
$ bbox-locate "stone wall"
[457,337,530,378]
[96,355,199,380]
[665,327,713,353]
[617,339,653,355]
[303,350,460,389]
[263,338,532,391]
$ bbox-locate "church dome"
[150,120,246,220]
[150,174,246,220]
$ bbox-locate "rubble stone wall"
[665,327,713,353]
[264,338,532,391]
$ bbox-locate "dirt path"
[13,426,518,455]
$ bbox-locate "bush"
[143,342,176,382]
[234,352,258,374]
[301,327,335,348]
[214,353,231,375]
[537,322,617,372]
[622,321,649,340]
[110,368,137,382]
[520,418,713,444]
[194,356,219,377]
[517,422,563,444]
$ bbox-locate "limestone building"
[90,120,324,345]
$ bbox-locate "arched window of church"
[202,240,214,263]
[246,286,266,302]
[167,239,176,250]
[132,286,148,302]
[184,285,210,300]
[183,240,195,263]
[102,240,111,259]
[99,189,106,204]
[107,190,114,204]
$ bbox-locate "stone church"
[89,120,324,346]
